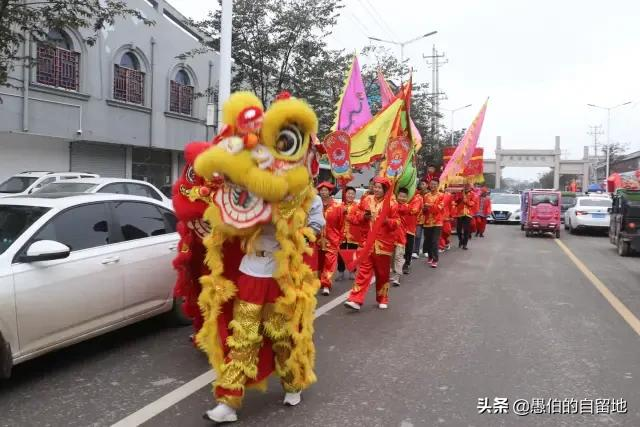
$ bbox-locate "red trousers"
[318,250,338,289]
[347,253,390,305]
[475,216,487,234]
[439,220,452,250]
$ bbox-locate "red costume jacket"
[343,201,364,245]
[349,194,400,256]
[442,192,453,221]
[476,195,492,217]
[452,191,478,218]
[402,193,424,236]
[423,191,445,227]
[319,199,344,253]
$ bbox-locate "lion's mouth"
[215,184,271,228]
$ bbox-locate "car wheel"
[555,229,560,239]
[0,334,12,379]
[564,220,569,230]
[167,297,194,327]
[617,238,631,257]
[569,220,576,235]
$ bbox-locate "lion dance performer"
[172,141,215,338]
[191,91,322,423]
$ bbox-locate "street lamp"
[587,101,632,178]
[442,104,472,145]
[368,31,437,72]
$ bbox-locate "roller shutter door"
[70,142,126,178]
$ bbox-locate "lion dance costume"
[185,91,321,423]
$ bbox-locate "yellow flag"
[350,98,404,167]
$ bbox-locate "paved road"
[1,225,638,427]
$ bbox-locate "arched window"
[114,51,145,104]
[36,29,80,91]
[169,68,194,115]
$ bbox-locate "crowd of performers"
[308,169,493,311]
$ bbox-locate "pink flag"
[333,56,372,134]
[439,99,489,187]
[377,71,423,149]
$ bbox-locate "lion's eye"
[275,125,302,156]
[186,165,196,184]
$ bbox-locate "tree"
[188,0,348,136]
[536,169,555,188]
[0,0,153,87]
[602,141,628,164]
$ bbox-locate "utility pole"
[588,125,603,158]
[423,45,447,140]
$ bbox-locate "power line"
[355,0,395,40]
[362,0,397,38]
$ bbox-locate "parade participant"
[344,176,400,311]
[337,186,361,280]
[400,185,423,273]
[474,187,492,237]
[412,180,429,258]
[453,182,478,250]
[391,188,409,286]
[193,91,323,423]
[468,185,482,238]
[439,188,454,252]
[317,181,344,295]
[424,164,440,185]
[422,179,445,268]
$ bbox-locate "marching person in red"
[439,189,453,251]
[391,188,408,287]
[422,179,445,268]
[317,182,344,296]
[412,180,429,258]
[424,164,440,186]
[344,177,400,311]
[474,187,492,237]
[453,182,478,250]
[337,186,362,281]
[400,186,423,274]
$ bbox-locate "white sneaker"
[378,303,388,309]
[204,403,238,423]
[412,252,419,259]
[321,287,330,296]
[392,280,400,287]
[370,277,376,285]
[283,391,302,406]
[344,301,361,310]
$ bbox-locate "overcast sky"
[171,0,640,180]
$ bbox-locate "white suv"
[34,178,172,209]
[0,172,99,198]
[0,193,186,378]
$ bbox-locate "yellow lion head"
[194,91,319,235]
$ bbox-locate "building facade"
[0,0,219,188]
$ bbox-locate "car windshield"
[531,193,559,206]
[35,182,98,194]
[579,198,611,207]
[0,177,38,193]
[0,205,50,254]
[491,194,520,205]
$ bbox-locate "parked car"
[608,189,640,256]
[489,192,521,223]
[565,195,612,234]
[0,172,99,198]
[0,193,186,379]
[34,178,171,209]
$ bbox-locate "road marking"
[555,239,640,336]
[111,290,351,427]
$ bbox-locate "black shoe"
[462,246,468,250]
[458,241,463,248]
[480,233,484,237]
[402,265,410,275]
